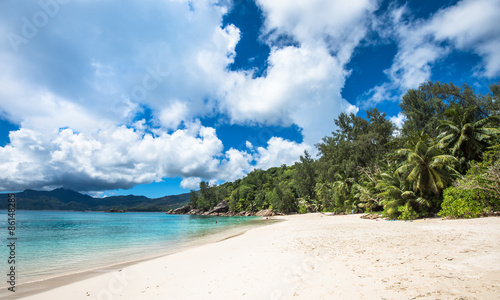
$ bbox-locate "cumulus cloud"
[0,0,244,191]
[0,122,226,191]
[359,0,500,107]
[0,0,236,132]
[180,177,202,190]
[254,137,311,170]
[257,0,377,64]
[0,0,380,192]
[222,0,377,145]
[428,0,500,77]
[223,44,354,145]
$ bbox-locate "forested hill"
[187,81,500,220]
[0,188,190,211]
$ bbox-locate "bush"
[397,205,420,220]
[438,186,492,219]
[298,205,308,214]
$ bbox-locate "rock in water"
[171,205,192,214]
[208,200,229,214]
[187,208,203,215]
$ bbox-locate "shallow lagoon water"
[0,210,261,287]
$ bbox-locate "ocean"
[0,210,261,288]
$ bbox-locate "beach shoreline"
[8,213,500,300]
[1,217,273,299]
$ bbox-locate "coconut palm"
[376,162,429,216]
[332,171,353,197]
[332,171,356,211]
[314,182,336,211]
[396,132,459,195]
[376,168,428,218]
[437,105,500,163]
[353,168,381,212]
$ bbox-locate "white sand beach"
[16,214,500,300]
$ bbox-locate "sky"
[0,0,499,198]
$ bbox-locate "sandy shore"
[11,213,500,300]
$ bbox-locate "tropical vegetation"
[189,81,500,219]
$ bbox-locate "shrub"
[397,205,420,220]
[298,205,308,214]
[438,186,492,218]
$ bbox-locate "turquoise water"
[0,210,260,287]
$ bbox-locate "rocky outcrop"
[208,200,229,214]
[255,209,275,217]
[171,205,192,214]
[187,208,203,215]
[105,208,125,213]
[167,203,281,217]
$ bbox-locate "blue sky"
[0,0,499,198]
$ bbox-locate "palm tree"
[332,171,355,212]
[353,167,381,212]
[314,182,336,211]
[396,132,459,196]
[332,171,352,196]
[437,105,500,164]
[376,168,428,218]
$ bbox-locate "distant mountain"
[0,188,190,211]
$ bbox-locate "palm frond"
[415,197,431,207]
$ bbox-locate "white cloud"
[180,177,202,190]
[0,119,310,192]
[357,82,399,109]
[388,43,448,90]
[224,44,352,145]
[345,104,360,115]
[428,0,500,77]
[0,0,237,132]
[222,0,377,145]
[0,121,228,191]
[217,148,254,182]
[254,137,311,170]
[360,0,500,107]
[375,4,450,92]
[257,0,377,64]
[159,101,189,130]
[0,0,380,192]
[389,112,406,129]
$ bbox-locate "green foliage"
[396,131,459,196]
[353,167,381,212]
[229,189,240,212]
[439,187,492,218]
[294,151,317,199]
[399,81,496,137]
[374,162,428,219]
[316,108,395,182]
[397,205,420,220]
[270,183,296,213]
[437,105,500,168]
[400,81,450,137]
[194,181,218,211]
[186,81,499,219]
[189,190,198,208]
[314,182,335,211]
[454,150,500,205]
